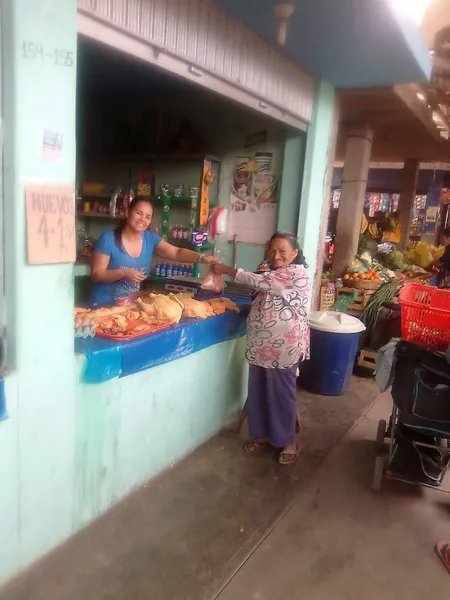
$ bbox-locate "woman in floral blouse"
[213,231,310,465]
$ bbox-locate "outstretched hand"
[202,255,220,265]
[212,263,237,278]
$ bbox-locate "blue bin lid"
[308,310,366,334]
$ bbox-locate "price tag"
[25,183,76,264]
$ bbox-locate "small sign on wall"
[25,183,76,264]
[42,130,63,162]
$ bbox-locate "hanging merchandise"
[209,206,227,239]
[391,194,400,213]
[159,184,171,241]
[440,188,450,205]
[422,171,443,236]
[332,189,341,209]
[188,186,199,229]
[200,159,214,226]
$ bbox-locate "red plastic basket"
[399,283,450,351]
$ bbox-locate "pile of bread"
[75,293,239,335]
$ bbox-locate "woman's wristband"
[197,253,207,264]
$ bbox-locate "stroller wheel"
[376,419,387,451]
[372,455,384,493]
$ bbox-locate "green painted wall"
[298,81,336,279]
[0,5,329,585]
[72,341,247,529]
[277,133,306,234]
[0,0,78,580]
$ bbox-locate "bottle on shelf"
[160,262,167,278]
[166,263,173,278]
[155,263,161,277]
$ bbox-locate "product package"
[201,266,224,294]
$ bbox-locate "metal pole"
[233,234,238,269]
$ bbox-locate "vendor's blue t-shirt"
[90,230,162,305]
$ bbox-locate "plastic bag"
[201,267,224,293]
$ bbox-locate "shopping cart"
[373,339,450,492]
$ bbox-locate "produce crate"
[354,348,377,378]
[346,279,382,290]
[338,287,377,316]
[399,283,450,351]
[357,349,377,370]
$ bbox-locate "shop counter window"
[75,297,249,383]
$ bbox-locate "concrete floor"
[216,392,450,600]
[1,378,379,600]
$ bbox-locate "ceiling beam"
[393,83,442,140]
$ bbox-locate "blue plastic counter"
[75,296,250,383]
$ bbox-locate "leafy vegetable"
[383,249,407,271]
[358,236,378,255]
[362,281,401,328]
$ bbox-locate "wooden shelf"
[78,193,123,199]
[168,239,215,251]
[77,212,123,219]
[93,153,221,164]
[155,195,218,207]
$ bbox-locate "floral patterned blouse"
[235,264,310,369]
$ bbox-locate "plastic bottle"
[160,262,167,278]
[174,264,180,276]
[155,263,161,277]
[167,263,173,278]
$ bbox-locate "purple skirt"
[247,363,298,447]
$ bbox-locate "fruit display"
[403,242,444,270]
[344,269,382,282]
[360,214,368,234]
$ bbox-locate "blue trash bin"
[301,311,365,396]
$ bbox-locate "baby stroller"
[373,340,450,492]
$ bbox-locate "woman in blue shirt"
[90,197,215,306]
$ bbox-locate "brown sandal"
[278,445,299,466]
[243,438,269,454]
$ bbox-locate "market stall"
[320,216,446,375]
[67,34,307,508]
[75,293,248,383]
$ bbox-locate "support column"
[398,158,420,249]
[277,133,306,233]
[332,124,373,278]
[298,80,336,286]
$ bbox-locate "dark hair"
[114,196,154,251]
[268,231,308,267]
[442,227,450,239]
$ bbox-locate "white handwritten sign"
[25,184,76,264]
